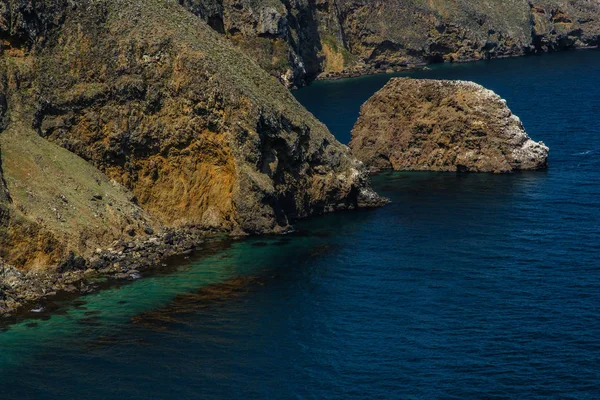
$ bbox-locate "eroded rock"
[0,0,382,271]
[350,78,549,173]
[0,0,384,316]
[180,0,600,87]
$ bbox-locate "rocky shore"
[0,0,384,319]
[350,78,549,173]
[316,63,426,81]
[0,228,215,318]
[181,0,600,87]
[1,0,578,321]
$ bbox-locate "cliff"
[0,0,381,303]
[349,78,549,173]
[181,0,600,86]
[179,0,355,87]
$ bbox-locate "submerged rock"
[350,78,549,173]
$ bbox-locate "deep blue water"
[1,50,600,399]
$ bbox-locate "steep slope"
[337,0,534,64]
[0,0,381,274]
[180,0,356,87]
[530,1,600,51]
[35,0,381,233]
[334,0,600,66]
[181,0,600,86]
[0,50,155,270]
[350,78,549,173]
[0,0,383,315]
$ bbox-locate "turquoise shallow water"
[1,50,600,399]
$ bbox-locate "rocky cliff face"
[0,0,381,274]
[349,78,549,173]
[182,0,600,86]
[0,145,9,207]
[179,0,355,87]
[337,0,533,65]
[530,1,600,51]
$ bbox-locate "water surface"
[1,51,600,399]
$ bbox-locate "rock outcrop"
[180,0,600,86]
[0,0,382,311]
[179,0,355,87]
[530,1,600,52]
[349,78,549,173]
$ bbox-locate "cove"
[1,50,600,399]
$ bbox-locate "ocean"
[1,49,599,399]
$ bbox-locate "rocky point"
[0,0,383,317]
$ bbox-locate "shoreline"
[0,228,222,321]
[0,207,384,324]
[313,46,600,84]
[315,63,428,82]
[3,46,598,326]
[0,233,240,330]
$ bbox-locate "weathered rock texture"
[179,0,357,87]
[181,0,600,86]
[349,78,549,173]
[530,1,600,52]
[0,0,381,278]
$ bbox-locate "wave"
[574,150,595,156]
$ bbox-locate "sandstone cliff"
[349,78,549,173]
[0,0,381,274]
[181,0,600,86]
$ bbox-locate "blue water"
[1,50,600,399]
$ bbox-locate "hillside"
[181,0,600,86]
[0,0,381,315]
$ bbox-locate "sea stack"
[349,78,549,173]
